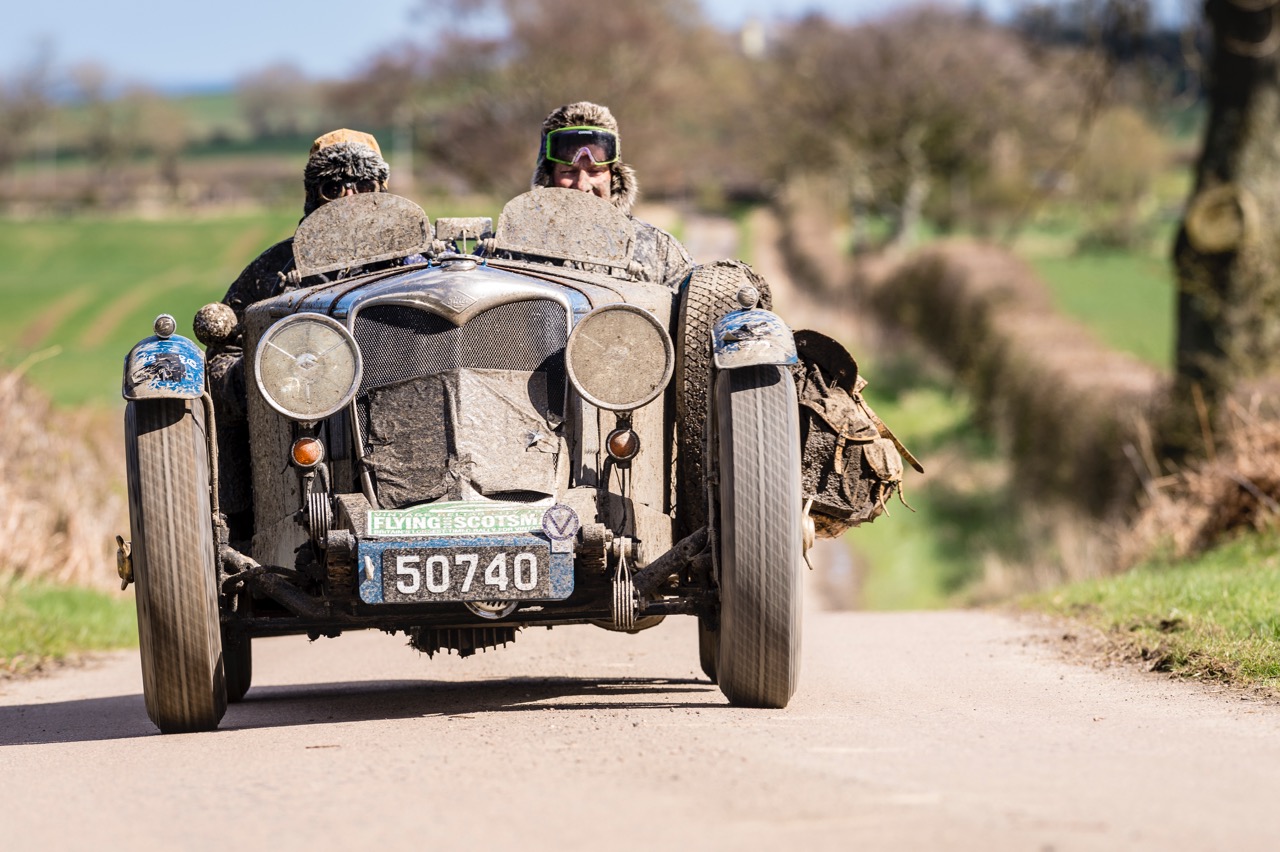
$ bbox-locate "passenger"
[204,129,393,541]
[218,129,392,323]
[532,101,693,290]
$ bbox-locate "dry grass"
[0,356,127,590]
[1127,395,1280,563]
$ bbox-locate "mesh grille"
[353,299,567,464]
[353,300,567,394]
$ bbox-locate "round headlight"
[565,304,673,411]
[254,314,362,422]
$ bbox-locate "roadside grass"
[854,344,1280,692]
[1027,531,1280,695]
[0,578,137,676]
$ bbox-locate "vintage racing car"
[118,189,912,733]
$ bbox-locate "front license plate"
[380,541,552,603]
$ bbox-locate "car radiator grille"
[354,300,567,394]
[351,300,568,507]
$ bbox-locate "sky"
[4,0,1190,92]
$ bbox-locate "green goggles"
[545,126,620,168]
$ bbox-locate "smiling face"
[534,105,635,214]
[551,161,613,200]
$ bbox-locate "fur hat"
[532,102,638,216]
[303,129,390,215]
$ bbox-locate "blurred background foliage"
[0,0,1247,613]
[0,0,1198,240]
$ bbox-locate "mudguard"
[712,308,798,369]
[122,334,205,401]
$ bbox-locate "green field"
[0,212,297,406]
[0,199,498,408]
[1029,250,1176,370]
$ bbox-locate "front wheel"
[713,365,804,709]
[125,398,227,733]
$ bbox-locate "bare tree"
[1075,104,1168,248]
[325,44,428,130]
[0,47,55,184]
[1004,0,1169,243]
[236,63,314,139]
[66,66,188,206]
[335,0,743,200]
[129,90,190,198]
[763,9,1089,250]
[1169,0,1280,457]
[71,63,130,193]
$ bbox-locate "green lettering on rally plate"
[367,500,550,536]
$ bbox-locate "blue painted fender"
[711,308,798,369]
[122,334,205,401]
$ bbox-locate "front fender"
[712,309,798,369]
[122,334,205,400]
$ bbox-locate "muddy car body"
[120,189,906,733]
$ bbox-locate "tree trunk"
[885,126,931,252]
[1169,0,1280,458]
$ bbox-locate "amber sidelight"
[291,437,325,468]
[606,428,640,461]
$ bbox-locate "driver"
[532,102,693,290]
[204,129,392,540]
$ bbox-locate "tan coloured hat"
[310,129,383,158]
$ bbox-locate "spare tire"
[673,261,771,539]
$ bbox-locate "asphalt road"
[3,581,1280,851]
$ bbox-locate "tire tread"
[715,365,803,708]
[126,398,226,733]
